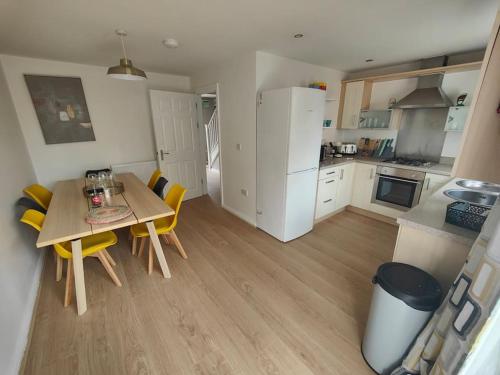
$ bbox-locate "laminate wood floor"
[22,196,397,375]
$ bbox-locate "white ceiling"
[0,0,497,76]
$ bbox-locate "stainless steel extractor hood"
[391,56,453,109]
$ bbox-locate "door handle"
[159,149,170,160]
[369,169,374,179]
[340,169,344,180]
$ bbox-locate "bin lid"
[374,262,442,311]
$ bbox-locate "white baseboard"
[222,203,256,226]
[10,250,45,375]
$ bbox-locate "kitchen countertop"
[319,155,453,176]
[397,178,495,245]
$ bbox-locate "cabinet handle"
[323,199,332,203]
[426,178,430,190]
[340,169,344,180]
[369,169,374,179]
[326,171,335,175]
[352,114,356,128]
[325,179,335,184]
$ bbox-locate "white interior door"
[150,90,204,200]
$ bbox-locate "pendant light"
[107,29,147,81]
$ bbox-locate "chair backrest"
[20,209,72,258]
[85,168,111,178]
[152,177,168,199]
[20,209,45,232]
[147,169,162,189]
[23,184,52,210]
[164,184,187,228]
[16,197,47,214]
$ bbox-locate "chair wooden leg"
[138,237,146,257]
[131,236,137,255]
[64,259,73,307]
[169,230,188,259]
[96,251,122,287]
[56,252,63,282]
[103,249,117,267]
[161,234,170,247]
[148,240,154,275]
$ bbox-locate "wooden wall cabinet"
[337,81,372,129]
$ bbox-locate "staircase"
[205,109,219,170]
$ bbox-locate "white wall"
[256,51,346,143]
[0,62,41,375]
[0,55,191,187]
[192,52,257,224]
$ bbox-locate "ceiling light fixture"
[107,29,147,81]
[162,38,179,48]
[365,58,374,62]
[293,33,304,39]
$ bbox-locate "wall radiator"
[111,160,158,184]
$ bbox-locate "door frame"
[195,83,223,206]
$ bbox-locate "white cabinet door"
[340,81,364,129]
[351,163,376,210]
[315,175,337,219]
[336,163,355,209]
[419,173,451,203]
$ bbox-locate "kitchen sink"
[456,180,500,194]
[444,189,498,208]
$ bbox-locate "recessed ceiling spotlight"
[365,58,374,62]
[162,38,179,48]
[293,33,304,39]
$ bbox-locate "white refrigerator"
[257,87,325,242]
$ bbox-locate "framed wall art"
[24,75,95,144]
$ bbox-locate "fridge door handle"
[288,167,318,175]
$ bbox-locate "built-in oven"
[371,166,425,211]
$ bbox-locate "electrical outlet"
[236,143,242,151]
[241,189,248,197]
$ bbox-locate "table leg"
[146,221,171,278]
[71,239,87,315]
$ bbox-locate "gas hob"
[382,158,434,168]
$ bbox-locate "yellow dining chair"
[147,169,162,190]
[22,184,64,281]
[20,209,122,307]
[23,184,52,211]
[130,184,187,274]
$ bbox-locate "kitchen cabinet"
[351,163,377,210]
[315,168,337,219]
[336,163,355,209]
[419,173,451,203]
[393,224,471,291]
[338,81,372,129]
[444,106,469,132]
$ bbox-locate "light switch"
[241,189,248,197]
[236,143,242,151]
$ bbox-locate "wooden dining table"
[36,172,175,315]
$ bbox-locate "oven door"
[371,174,423,210]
